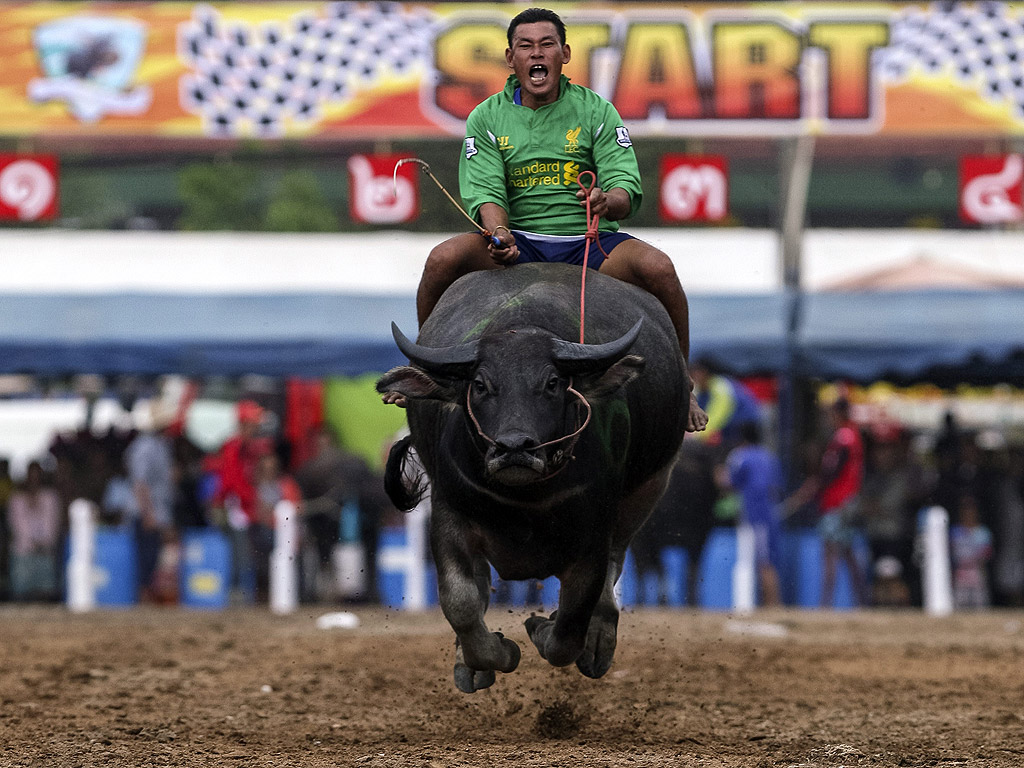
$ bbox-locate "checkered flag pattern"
[878,1,1024,118]
[178,2,439,136]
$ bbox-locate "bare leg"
[382,233,498,408]
[822,541,839,608]
[599,239,709,432]
[416,233,499,326]
[758,563,781,607]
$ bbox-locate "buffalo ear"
[376,366,460,403]
[575,354,645,399]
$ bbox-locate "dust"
[534,697,585,739]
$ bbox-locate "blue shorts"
[510,229,635,270]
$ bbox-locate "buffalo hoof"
[574,636,615,679]
[453,663,496,693]
[525,611,581,668]
[452,632,521,693]
[576,615,618,679]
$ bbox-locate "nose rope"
[575,170,613,344]
[464,381,592,471]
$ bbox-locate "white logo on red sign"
[348,153,419,224]
[959,154,1024,224]
[0,155,59,222]
[659,154,728,223]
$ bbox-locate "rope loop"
[464,380,593,478]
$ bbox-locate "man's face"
[505,21,570,108]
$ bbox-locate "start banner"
[1,2,1023,139]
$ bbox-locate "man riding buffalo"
[385,6,707,434]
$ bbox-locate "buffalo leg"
[576,470,674,678]
[573,546,627,679]
[525,553,607,669]
[433,512,521,693]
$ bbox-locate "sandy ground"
[1,605,1023,767]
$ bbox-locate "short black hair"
[507,7,566,47]
[831,397,850,419]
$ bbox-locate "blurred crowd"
[0,398,394,606]
[632,363,1024,611]
[1,373,1023,611]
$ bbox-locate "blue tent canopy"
[797,289,1024,384]
[1,288,1022,384]
[0,293,420,377]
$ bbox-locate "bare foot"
[381,391,408,408]
[687,391,708,432]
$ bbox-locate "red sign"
[659,154,728,223]
[348,153,419,225]
[0,154,58,221]
[959,155,1024,224]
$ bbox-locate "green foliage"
[263,171,339,232]
[176,162,260,231]
[58,171,133,229]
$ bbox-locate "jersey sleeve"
[459,101,508,222]
[591,98,643,218]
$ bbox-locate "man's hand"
[576,186,631,221]
[487,227,519,265]
[577,185,608,218]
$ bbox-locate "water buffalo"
[377,262,687,692]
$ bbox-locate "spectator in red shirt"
[208,400,272,601]
[211,400,272,527]
[788,398,868,607]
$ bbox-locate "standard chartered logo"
[509,160,580,189]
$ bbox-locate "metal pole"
[777,134,816,490]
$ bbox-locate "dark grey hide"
[377,262,687,692]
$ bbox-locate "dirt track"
[1,605,1023,767]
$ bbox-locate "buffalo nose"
[494,432,537,454]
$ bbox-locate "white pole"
[270,500,299,615]
[404,495,430,611]
[732,523,756,615]
[922,506,953,617]
[66,498,96,613]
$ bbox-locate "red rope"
[576,171,613,344]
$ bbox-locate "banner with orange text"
[2,2,1023,139]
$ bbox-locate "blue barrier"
[93,529,137,607]
[375,524,871,611]
[697,527,737,610]
[377,526,438,609]
[180,528,232,609]
[695,526,872,610]
[781,528,870,609]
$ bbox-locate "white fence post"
[403,496,430,611]
[270,500,298,615]
[732,523,756,615]
[922,506,953,617]
[66,498,96,613]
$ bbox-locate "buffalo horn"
[551,319,643,373]
[392,322,479,375]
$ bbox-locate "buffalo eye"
[472,377,488,396]
[545,374,561,394]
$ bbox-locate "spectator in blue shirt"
[725,422,782,606]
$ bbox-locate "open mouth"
[529,64,548,85]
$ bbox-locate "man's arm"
[588,96,643,221]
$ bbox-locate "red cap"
[237,399,264,424]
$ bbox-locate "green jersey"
[459,75,643,236]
